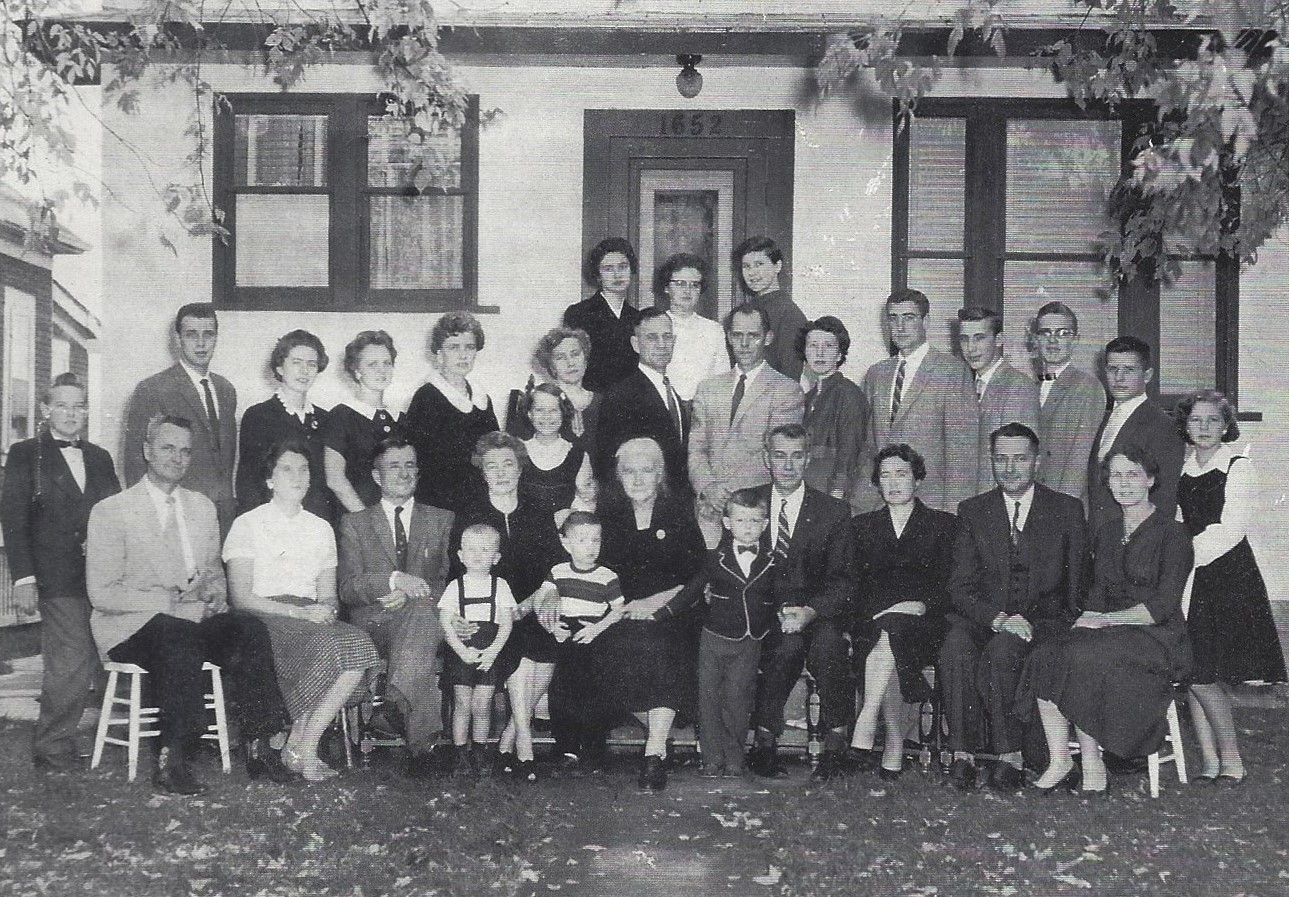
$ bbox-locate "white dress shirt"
[1002,485,1036,534]
[667,311,729,401]
[769,483,807,549]
[1040,362,1071,405]
[179,360,220,420]
[143,477,196,578]
[1098,393,1148,459]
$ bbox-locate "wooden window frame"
[213,93,479,313]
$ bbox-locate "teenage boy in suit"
[1032,302,1106,508]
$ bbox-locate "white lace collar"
[1184,443,1247,475]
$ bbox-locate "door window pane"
[1006,119,1120,253]
[1159,260,1216,393]
[908,117,966,253]
[235,195,330,287]
[654,189,717,285]
[1003,260,1118,378]
[369,195,464,290]
[235,114,327,187]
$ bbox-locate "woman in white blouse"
[225,439,381,781]
[652,253,728,403]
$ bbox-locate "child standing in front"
[440,523,516,775]
[656,489,777,777]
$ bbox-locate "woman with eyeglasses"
[652,253,727,403]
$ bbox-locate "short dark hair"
[370,434,416,469]
[724,488,768,517]
[990,422,1040,451]
[430,312,486,354]
[1101,444,1162,492]
[725,302,771,334]
[174,303,217,334]
[343,331,397,380]
[471,430,528,469]
[583,237,639,288]
[1035,301,1079,331]
[870,443,927,487]
[533,327,591,380]
[635,305,671,330]
[145,413,192,443]
[653,253,708,306]
[765,422,809,450]
[1105,335,1152,368]
[262,437,312,483]
[1176,389,1241,444]
[560,510,601,536]
[43,371,86,403]
[733,235,782,266]
[269,330,329,381]
[795,316,850,365]
[885,288,930,317]
[957,305,1003,336]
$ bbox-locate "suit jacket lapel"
[893,354,932,428]
[370,505,398,569]
[986,491,1014,569]
[733,368,768,427]
[170,365,213,436]
[40,432,83,500]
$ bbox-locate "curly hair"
[343,331,397,381]
[269,330,329,381]
[532,327,591,381]
[430,312,486,354]
[1176,389,1240,445]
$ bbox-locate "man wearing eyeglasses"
[1032,302,1106,509]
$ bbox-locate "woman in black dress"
[405,313,499,514]
[848,444,956,778]
[562,238,641,393]
[237,330,335,523]
[1024,446,1193,795]
[323,331,402,513]
[1177,390,1286,784]
[517,382,595,524]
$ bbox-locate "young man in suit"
[337,436,455,765]
[0,373,120,770]
[747,424,854,781]
[690,303,805,547]
[595,308,691,496]
[1032,302,1106,508]
[957,306,1041,496]
[123,303,237,534]
[856,289,978,515]
[87,415,290,794]
[940,423,1087,792]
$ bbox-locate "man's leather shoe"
[33,752,79,772]
[245,737,296,783]
[809,749,846,783]
[637,755,667,793]
[367,703,406,741]
[406,743,454,779]
[154,756,207,796]
[990,762,1026,792]
[748,743,788,779]
[948,758,977,791]
[878,765,903,782]
[845,747,880,773]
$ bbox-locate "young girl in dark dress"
[323,331,403,513]
[518,383,595,524]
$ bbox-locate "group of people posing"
[2,233,1283,799]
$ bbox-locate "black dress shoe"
[845,747,880,773]
[990,762,1026,793]
[405,743,455,779]
[1215,773,1246,788]
[245,737,297,784]
[1031,764,1080,796]
[154,756,207,796]
[948,758,977,791]
[749,744,788,779]
[810,749,846,783]
[637,755,667,793]
[878,765,903,782]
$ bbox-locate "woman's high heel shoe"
[1031,763,1080,796]
[282,745,338,783]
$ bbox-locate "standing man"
[957,306,1040,496]
[338,436,455,764]
[1032,302,1106,507]
[0,373,120,770]
[939,423,1086,792]
[734,236,808,381]
[596,307,691,496]
[1088,335,1185,524]
[123,303,237,533]
[856,289,978,514]
[88,415,291,793]
[689,304,805,547]
[564,237,642,393]
[748,424,854,781]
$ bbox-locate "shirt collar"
[899,341,930,366]
[1002,484,1036,523]
[976,356,1004,390]
[1112,392,1149,417]
[771,483,806,517]
[423,365,489,414]
[1043,361,1071,380]
[1183,443,1238,475]
[179,360,213,388]
[345,399,389,421]
[638,362,670,391]
[735,361,767,382]
[381,497,414,518]
[274,390,316,420]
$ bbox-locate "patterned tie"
[1010,500,1022,545]
[663,375,682,437]
[975,375,986,402]
[730,373,747,425]
[890,358,906,424]
[200,378,220,451]
[775,499,792,563]
[394,505,409,572]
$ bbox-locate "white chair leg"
[126,669,143,783]
[1168,700,1187,784]
[1148,750,1161,798]
[203,662,231,773]
[91,668,118,771]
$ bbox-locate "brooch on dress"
[655,529,666,540]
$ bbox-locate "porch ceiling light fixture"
[676,55,703,99]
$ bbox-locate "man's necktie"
[663,375,682,437]
[890,358,906,424]
[200,378,220,451]
[394,506,409,572]
[1010,500,1022,545]
[730,373,746,425]
[51,438,80,449]
[975,375,986,402]
[163,495,194,580]
[775,499,792,563]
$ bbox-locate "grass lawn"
[1,709,1286,897]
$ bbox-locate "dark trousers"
[34,591,97,758]
[753,619,853,737]
[549,642,609,763]
[107,612,289,750]
[939,618,1032,755]
[698,629,761,771]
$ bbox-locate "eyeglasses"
[1036,328,1076,340]
[668,279,703,290]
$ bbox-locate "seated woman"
[324,331,403,513]
[849,444,956,779]
[1177,390,1286,784]
[1021,446,1193,795]
[517,382,596,526]
[225,439,382,782]
[508,327,601,457]
[798,316,869,502]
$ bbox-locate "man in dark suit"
[338,436,454,760]
[123,303,237,533]
[941,422,1086,792]
[595,307,691,496]
[563,237,642,392]
[0,373,120,769]
[1088,335,1186,525]
[1032,302,1106,508]
[748,424,855,781]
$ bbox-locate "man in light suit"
[338,436,454,761]
[596,307,691,496]
[1087,335,1185,525]
[123,303,237,533]
[957,306,1041,496]
[1032,302,1106,507]
[690,303,805,547]
[87,415,289,794]
[0,373,120,770]
[856,289,978,515]
[940,423,1086,792]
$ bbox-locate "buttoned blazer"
[563,291,642,393]
[0,431,120,597]
[659,536,778,639]
[1087,399,1185,524]
[1037,365,1105,507]
[751,484,853,621]
[857,347,978,515]
[947,484,1086,638]
[689,366,804,507]
[974,361,1041,494]
[123,364,237,505]
[337,501,454,630]
[86,481,225,656]
[596,368,692,495]
[803,372,870,501]
[851,499,957,622]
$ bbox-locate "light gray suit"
[1037,365,1105,508]
[974,361,1041,494]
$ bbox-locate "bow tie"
[1041,373,1058,381]
[52,438,81,449]
[736,544,758,556]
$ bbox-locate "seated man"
[337,436,455,765]
[939,422,1087,792]
[87,415,291,794]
